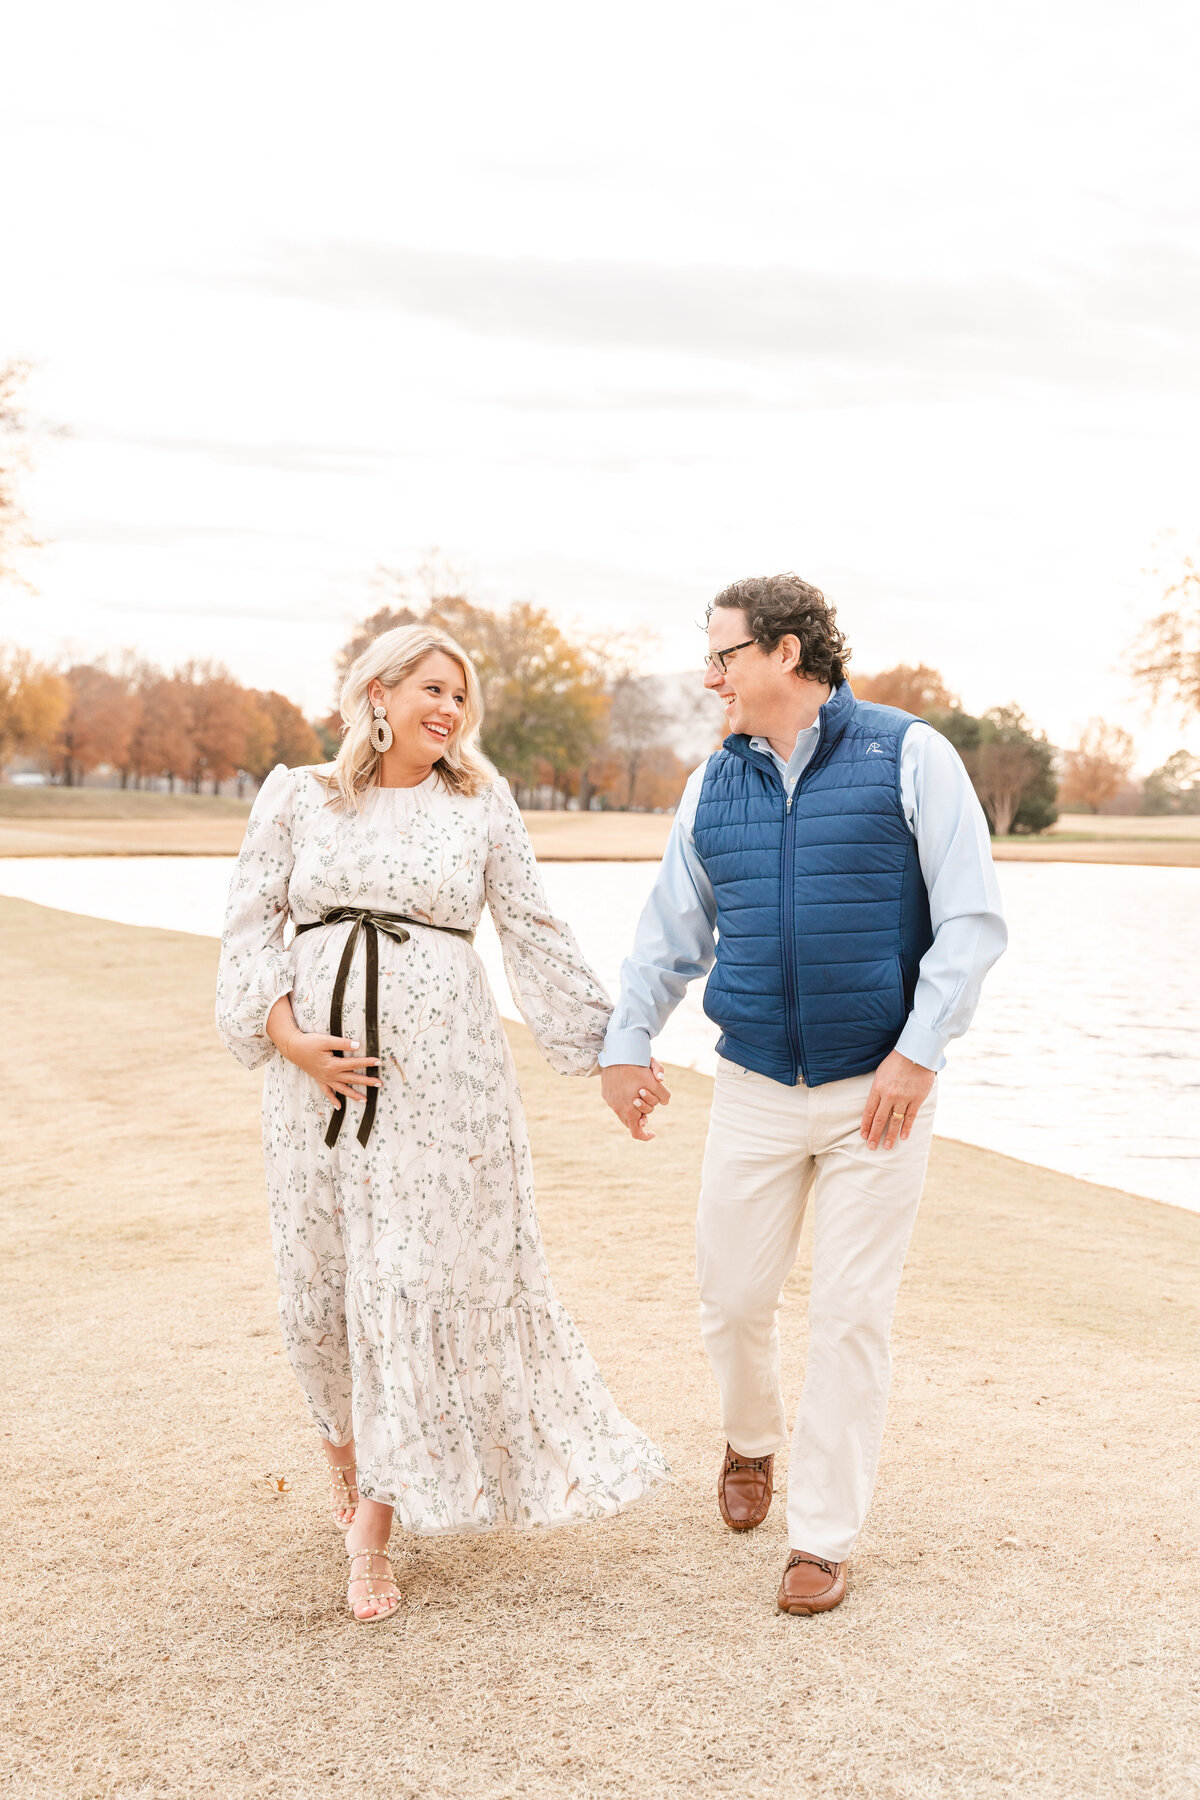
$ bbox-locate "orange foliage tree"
[242,690,322,786]
[0,647,67,771]
[632,746,691,811]
[178,662,249,793]
[1059,719,1136,813]
[125,672,196,790]
[852,664,958,716]
[3,646,324,793]
[56,664,134,786]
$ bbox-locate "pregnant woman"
[216,623,667,1623]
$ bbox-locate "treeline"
[0,647,322,793]
[0,596,705,810]
[4,616,1196,828]
[852,664,1197,826]
[854,666,1057,834]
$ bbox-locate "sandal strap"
[348,1547,398,1607]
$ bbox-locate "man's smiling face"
[704,608,784,737]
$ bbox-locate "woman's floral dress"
[216,763,667,1533]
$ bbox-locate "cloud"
[242,241,1200,399]
[47,519,327,550]
[72,425,409,476]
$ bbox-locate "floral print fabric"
[217,763,667,1533]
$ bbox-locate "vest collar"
[723,681,857,784]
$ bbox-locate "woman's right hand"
[284,1031,380,1109]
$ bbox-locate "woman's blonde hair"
[323,624,494,810]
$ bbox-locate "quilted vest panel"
[692,682,933,1086]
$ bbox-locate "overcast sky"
[3,0,1199,767]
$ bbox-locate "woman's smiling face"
[369,650,467,767]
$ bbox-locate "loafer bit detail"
[718,1443,774,1530]
[776,1550,847,1614]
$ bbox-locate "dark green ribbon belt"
[292,906,475,1150]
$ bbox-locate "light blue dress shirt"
[600,717,1007,1076]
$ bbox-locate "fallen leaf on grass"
[255,1472,292,1498]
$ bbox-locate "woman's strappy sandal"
[346,1546,400,1625]
[328,1459,359,1532]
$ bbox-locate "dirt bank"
[1,898,1197,1798]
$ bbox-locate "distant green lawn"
[0,785,253,819]
[1031,828,1198,843]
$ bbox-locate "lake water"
[1,856,1196,1214]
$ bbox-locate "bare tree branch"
[0,359,44,593]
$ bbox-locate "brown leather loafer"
[717,1444,774,1530]
[776,1551,847,1614]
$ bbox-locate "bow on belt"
[292,906,475,1149]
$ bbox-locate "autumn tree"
[242,689,322,785]
[1059,719,1136,813]
[930,705,1056,835]
[480,602,605,799]
[336,556,478,686]
[1141,750,1200,815]
[968,738,1037,836]
[0,361,41,593]
[631,744,691,811]
[0,646,67,771]
[1132,553,1200,718]
[336,602,424,687]
[964,706,1056,836]
[178,661,248,793]
[853,663,959,717]
[56,663,134,786]
[123,671,195,790]
[605,675,667,809]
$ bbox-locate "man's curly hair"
[708,573,850,687]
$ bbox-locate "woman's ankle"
[346,1497,393,1552]
[320,1435,356,1468]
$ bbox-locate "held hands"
[284,1031,380,1111]
[860,1049,935,1151]
[600,1060,670,1142]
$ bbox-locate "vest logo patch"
[865,741,884,754]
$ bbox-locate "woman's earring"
[370,705,393,753]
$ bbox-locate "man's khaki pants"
[696,1057,936,1561]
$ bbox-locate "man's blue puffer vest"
[692,680,933,1087]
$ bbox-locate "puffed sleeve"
[483,778,613,1076]
[215,762,297,1070]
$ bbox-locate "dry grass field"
[2,784,1199,864]
[0,786,252,819]
[1047,813,1200,838]
[2,897,1199,1799]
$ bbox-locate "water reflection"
[1,856,1195,1212]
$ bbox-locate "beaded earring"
[369,705,393,753]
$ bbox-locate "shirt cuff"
[598,1026,654,1068]
[895,1016,948,1073]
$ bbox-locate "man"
[600,574,1006,1615]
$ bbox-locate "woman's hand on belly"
[287,1030,381,1112]
[266,996,380,1111]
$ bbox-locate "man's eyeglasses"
[703,638,757,676]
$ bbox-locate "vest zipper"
[780,785,809,1085]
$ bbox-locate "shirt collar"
[749,718,821,764]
